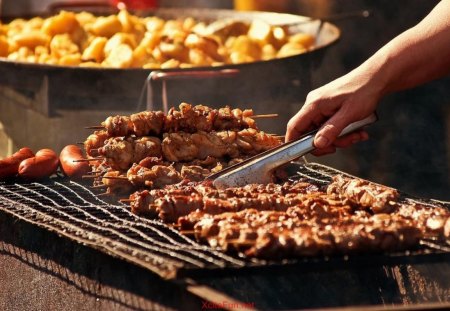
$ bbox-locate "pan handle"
[139,69,240,113]
[311,10,371,45]
[321,10,371,23]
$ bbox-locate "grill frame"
[0,162,449,280]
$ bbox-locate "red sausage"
[18,149,59,180]
[59,145,90,179]
[0,148,35,179]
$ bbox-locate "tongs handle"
[263,113,378,171]
[212,113,377,188]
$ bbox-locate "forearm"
[360,0,450,95]
[286,0,450,148]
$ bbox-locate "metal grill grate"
[1,162,450,279]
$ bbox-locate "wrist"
[352,54,391,101]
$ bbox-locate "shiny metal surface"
[210,113,377,188]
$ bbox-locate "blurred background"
[0,0,448,200]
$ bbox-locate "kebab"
[327,175,400,214]
[89,103,276,137]
[127,181,335,223]
[83,129,281,169]
[395,202,450,239]
[186,208,422,258]
[100,170,134,196]
[84,130,109,157]
[94,156,248,194]
[161,128,281,162]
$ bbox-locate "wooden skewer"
[252,114,278,119]
[85,170,103,175]
[226,239,255,246]
[179,230,196,235]
[274,135,285,139]
[73,157,104,162]
[82,174,102,179]
[91,184,107,189]
[97,192,111,197]
[102,176,128,180]
[85,126,105,130]
[119,198,133,203]
[76,142,85,145]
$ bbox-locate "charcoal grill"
[1,162,449,281]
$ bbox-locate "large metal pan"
[0,8,340,116]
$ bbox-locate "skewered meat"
[89,130,271,170]
[103,111,165,137]
[176,192,350,230]
[172,156,232,174]
[99,136,162,170]
[100,103,259,137]
[327,175,400,213]
[164,103,216,132]
[162,129,280,162]
[246,218,421,259]
[101,170,133,195]
[84,131,108,157]
[395,201,450,238]
[180,165,211,181]
[129,181,327,222]
[188,208,422,258]
[128,164,182,189]
[214,106,256,130]
[130,111,166,136]
[99,157,245,195]
[103,115,132,137]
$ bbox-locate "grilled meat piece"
[327,175,400,213]
[130,111,165,136]
[188,208,422,258]
[164,103,216,132]
[103,111,165,137]
[100,103,259,138]
[103,115,133,137]
[101,170,133,195]
[214,106,256,130]
[129,181,332,222]
[84,130,108,157]
[127,164,182,188]
[100,157,243,193]
[100,136,162,170]
[162,129,281,162]
[395,202,450,238]
[156,194,205,222]
[180,165,211,181]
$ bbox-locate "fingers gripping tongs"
[206,113,377,189]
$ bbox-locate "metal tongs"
[206,113,378,189]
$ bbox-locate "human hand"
[286,67,384,155]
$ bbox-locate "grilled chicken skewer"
[161,128,281,162]
[187,209,422,258]
[92,103,266,137]
[84,129,281,169]
[127,180,323,222]
[93,156,248,195]
[327,175,400,214]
